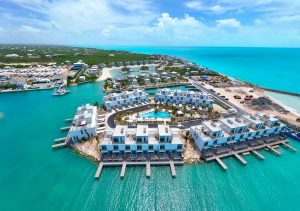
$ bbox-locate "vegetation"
[104,78,113,89]
[140,65,149,71]
[0,44,157,65]
[0,82,17,90]
[121,66,130,72]
[137,77,145,85]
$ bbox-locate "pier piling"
[54,137,66,143]
[60,126,71,131]
[51,142,67,149]
[266,145,281,156]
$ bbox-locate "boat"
[53,87,70,96]
[284,128,300,141]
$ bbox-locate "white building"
[101,124,183,155]
[69,104,98,142]
[104,89,149,110]
[155,88,213,108]
[190,114,286,151]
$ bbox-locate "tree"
[140,66,149,71]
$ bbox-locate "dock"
[146,161,151,177]
[250,149,265,160]
[266,145,281,156]
[215,157,227,170]
[54,137,66,143]
[282,142,297,152]
[60,126,71,131]
[233,153,247,165]
[95,162,104,179]
[169,161,176,177]
[51,142,67,149]
[94,161,183,180]
[120,162,126,178]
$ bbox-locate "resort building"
[104,89,149,110]
[190,114,286,151]
[69,104,98,142]
[101,124,183,156]
[155,88,213,108]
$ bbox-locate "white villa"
[69,104,98,142]
[101,124,183,155]
[104,89,149,110]
[190,114,286,151]
[155,88,213,108]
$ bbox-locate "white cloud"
[21,25,40,32]
[216,18,241,28]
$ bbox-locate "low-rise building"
[190,114,286,151]
[155,88,213,108]
[104,89,149,110]
[69,104,98,142]
[101,124,183,156]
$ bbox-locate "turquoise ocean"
[1,47,300,210]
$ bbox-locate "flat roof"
[242,115,264,125]
[113,125,127,137]
[158,124,172,136]
[202,121,222,132]
[136,125,148,136]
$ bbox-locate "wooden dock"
[215,157,227,170]
[250,149,265,160]
[95,162,104,179]
[51,142,67,149]
[120,162,126,178]
[169,161,176,177]
[60,126,71,131]
[233,153,247,165]
[146,161,151,177]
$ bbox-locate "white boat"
[53,88,70,96]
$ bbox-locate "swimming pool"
[138,111,171,119]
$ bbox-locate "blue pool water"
[139,111,171,119]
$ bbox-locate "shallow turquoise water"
[99,46,300,94]
[1,82,300,211]
[1,47,300,210]
[139,111,171,119]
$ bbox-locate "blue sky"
[0,0,299,47]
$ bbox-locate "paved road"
[189,79,247,116]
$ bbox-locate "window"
[102,146,107,150]
[160,145,165,150]
[125,145,130,150]
[149,145,153,150]
[177,145,182,150]
[113,145,118,150]
[137,145,142,150]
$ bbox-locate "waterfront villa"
[190,114,286,151]
[101,124,183,156]
[69,104,98,142]
[155,88,213,108]
[104,89,149,110]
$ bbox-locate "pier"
[94,161,183,179]
[51,142,67,149]
[282,142,297,152]
[54,137,66,143]
[146,161,151,177]
[169,161,176,177]
[60,126,71,131]
[250,149,265,160]
[204,139,294,170]
[233,153,247,165]
[120,162,126,178]
[215,157,228,170]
